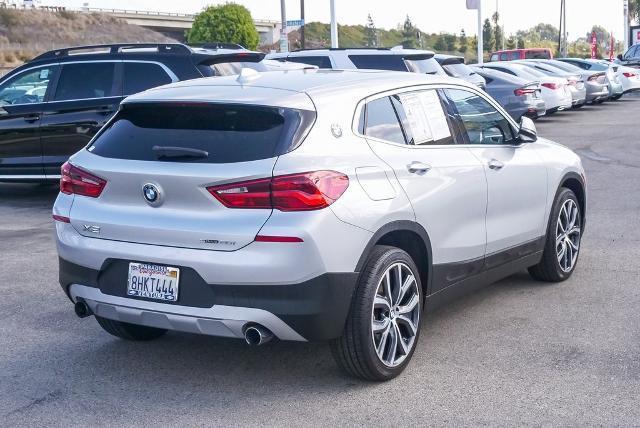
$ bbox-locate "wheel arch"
[559,171,586,230]
[355,221,433,295]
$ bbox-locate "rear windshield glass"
[287,56,333,68]
[404,58,444,75]
[348,54,408,71]
[88,103,315,163]
[197,61,268,77]
[525,50,551,59]
[442,62,474,78]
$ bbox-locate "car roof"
[125,69,468,107]
[279,48,435,57]
[434,54,465,65]
[470,66,531,85]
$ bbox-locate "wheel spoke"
[557,242,566,263]
[567,238,579,251]
[396,314,417,336]
[383,271,393,306]
[397,294,419,316]
[395,322,409,355]
[386,322,398,364]
[372,316,390,333]
[376,324,390,359]
[397,273,415,305]
[567,226,581,238]
[374,295,391,311]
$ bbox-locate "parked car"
[616,43,640,68]
[587,59,640,95]
[529,59,609,104]
[475,62,573,113]
[514,60,587,108]
[0,43,266,182]
[489,48,553,62]
[266,47,447,75]
[54,69,586,381]
[557,58,624,100]
[469,66,545,121]
[434,54,486,89]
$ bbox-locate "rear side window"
[287,56,333,68]
[500,53,508,61]
[363,97,406,144]
[89,103,315,163]
[393,90,453,145]
[525,50,551,59]
[490,54,499,61]
[53,63,116,101]
[123,62,173,95]
[510,52,520,60]
[348,55,408,71]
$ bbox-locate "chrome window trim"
[352,82,523,149]
[1,59,178,107]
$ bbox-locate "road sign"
[286,19,305,27]
[466,0,480,9]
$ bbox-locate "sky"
[43,0,627,41]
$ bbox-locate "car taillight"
[623,72,637,78]
[514,87,536,96]
[60,162,107,198]
[207,171,349,211]
[541,82,561,90]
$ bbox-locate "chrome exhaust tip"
[244,325,274,346]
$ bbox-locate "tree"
[444,34,457,52]
[587,25,610,54]
[187,3,259,50]
[434,34,447,51]
[506,35,517,50]
[631,0,640,23]
[364,14,377,47]
[401,15,418,48]
[492,11,503,51]
[459,29,468,53]
[482,18,494,52]
[517,37,525,49]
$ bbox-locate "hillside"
[0,8,176,68]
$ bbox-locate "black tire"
[331,245,423,381]
[612,94,623,100]
[95,316,167,341]
[572,104,584,109]
[528,188,582,282]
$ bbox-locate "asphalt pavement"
[1,96,639,426]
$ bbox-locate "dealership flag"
[466,0,480,9]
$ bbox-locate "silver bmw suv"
[54,69,586,381]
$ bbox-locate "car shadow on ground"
[0,183,59,207]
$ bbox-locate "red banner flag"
[590,31,597,59]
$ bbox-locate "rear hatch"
[68,99,315,251]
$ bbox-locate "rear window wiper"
[152,146,209,160]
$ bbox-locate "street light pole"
[477,0,483,64]
[330,0,338,48]
[624,0,630,50]
[280,0,288,52]
[300,0,305,49]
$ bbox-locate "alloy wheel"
[556,198,581,272]
[371,262,420,367]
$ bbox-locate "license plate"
[127,262,180,302]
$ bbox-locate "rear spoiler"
[402,53,435,61]
[435,56,465,66]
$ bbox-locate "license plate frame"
[126,262,180,302]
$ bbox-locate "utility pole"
[280,0,288,52]
[300,0,305,49]
[330,0,338,48]
[558,0,566,57]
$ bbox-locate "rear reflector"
[255,235,304,243]
[208,171,349,211]
[60,162,107,198]
[514,87,537,96]
[623,72,637,78]
[52,214,70,223]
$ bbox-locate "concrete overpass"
[81,7,281,45]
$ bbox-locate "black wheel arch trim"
[354,220,434,293]
[558,171,586,231]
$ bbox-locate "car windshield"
[404,58,444,75]
[197,61,268,77]
[442,62,475,78]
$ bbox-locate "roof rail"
[291,47,392,52]
[30,43,192,62]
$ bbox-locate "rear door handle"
[488,159,505,170]
[407,161,431,174]
[23,113,40,123]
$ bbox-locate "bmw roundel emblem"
[142,183,161,205]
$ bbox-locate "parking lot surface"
[1,97,639,426]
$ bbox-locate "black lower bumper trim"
[59,258,358,341]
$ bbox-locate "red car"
[490,48,553,62]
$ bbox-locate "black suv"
[0,43,264,181]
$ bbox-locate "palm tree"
[630,0,640,23]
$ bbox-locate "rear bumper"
[61,258,358,342]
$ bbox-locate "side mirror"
[617,54,624,61]
[518,116,537,143]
